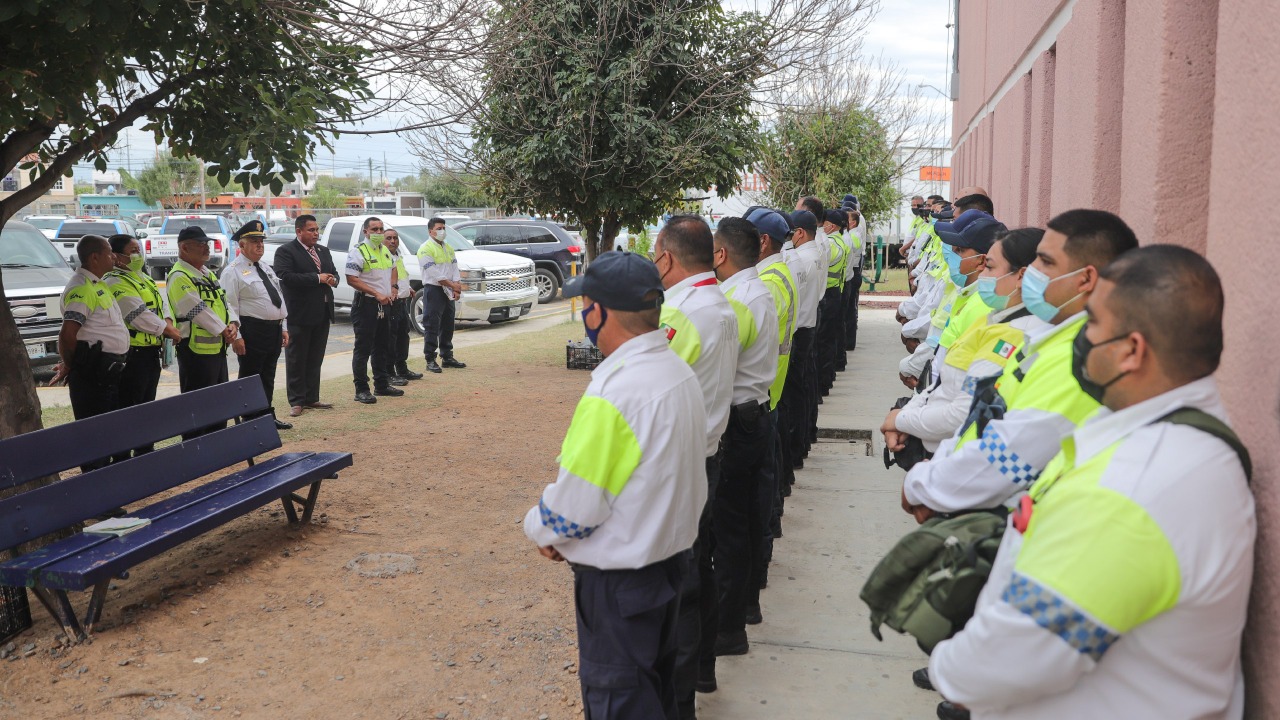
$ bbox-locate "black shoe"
[426,359,443,373]
[937,701,970,720]
[387,376,409,386]
[793,458,804,470]
[374,386,404,397]
[354,390,377,404]
[745,605,763,625]
[274,419,293,431]
[397,368,424,380]
[913,667,934,691]
[780,481,792,498]
[441,356,466,369]
[714,631,749,656]
[696,665,717,693]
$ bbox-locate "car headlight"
[460,269,485,280]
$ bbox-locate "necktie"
[255,262,283,308]
[307,244,322,271]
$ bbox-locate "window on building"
[1,172,18,192]
[53,178,64,191]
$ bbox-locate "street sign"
[919,166,952,181]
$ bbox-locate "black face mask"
[1071,325,1131,404]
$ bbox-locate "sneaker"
[426,359,443,373]
[913,667,934,691]
[441,356,467,369]
[374,386,404,397]
[354,390,377,404]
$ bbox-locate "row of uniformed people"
[521,201,866,719]
[873,205,1254,720]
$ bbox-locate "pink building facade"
[950,0,1280,713]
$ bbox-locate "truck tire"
[535,268,559,304]
[410,293,425,335]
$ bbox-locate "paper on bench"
[83,517,152,537]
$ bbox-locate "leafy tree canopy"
[403,169,493,208]
[755,104,899,225]
[472,0,762,257]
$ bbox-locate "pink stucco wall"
[952,0,1280,714]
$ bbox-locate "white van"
[319,215,539,332]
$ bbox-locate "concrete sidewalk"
[699,308,939,718]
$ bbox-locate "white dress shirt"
[61,267,129,354]
[661,271,739,457]
[220,253,288,328]
[784,239,825,329]
[720,267,778,406]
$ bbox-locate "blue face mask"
[976,271,1016,311]
[582,303,608,346]
[1022,266,1086,323]
[943,244,983,287]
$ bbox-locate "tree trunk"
[0,276,42,443]
[600,212,623,257]
[582,216,603,261]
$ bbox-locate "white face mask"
[433,228,446,241]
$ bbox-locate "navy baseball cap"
[177,225,211,243]
[936,210,1007,254]
[743,207,793,245]
[787,210,818,235]
[842,194,859,209]
[823,209,847,229]
[563,251,664,312]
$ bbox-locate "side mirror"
[137,230,148,238]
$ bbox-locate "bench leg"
[279,495,299,524]
[83,581,110,635]
[300,481,323,524]
[280,481,323,525]
[30,586,86,642]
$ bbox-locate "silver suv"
[3,220,74,375]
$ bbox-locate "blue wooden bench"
[0,377,352,641]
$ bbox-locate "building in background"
[2,155,76,217]
[948,0,1280,712]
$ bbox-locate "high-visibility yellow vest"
[759,260,797,410]
[168,265,229,355]
[827,233,849,290]
[105,268,167,348]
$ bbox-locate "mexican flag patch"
[993,340,1016,359]
[661,323,677,342]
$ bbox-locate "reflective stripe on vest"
[357,242,394,270]
[759,262,797,409]
[827,234,849,289]
[169,266,229,355]
[107,270,165,347]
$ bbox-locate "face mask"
[369,233,384,245]
[582,303,608,347]
[976,271,1016,311]
[943,245,984,287]
[1022,266,1086,323]
[127,253,145,273]
[433,229,446,241]
[1071,326,1131,404]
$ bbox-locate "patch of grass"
[40,403,75,429]
[862,268,909,294]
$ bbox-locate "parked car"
[22,215,67,240]
[318,215,538,333]
[52,217,134,268]
[143,214,234,278]
[2,219,74,376]
[258,231,296,267]
[453,219,584,303]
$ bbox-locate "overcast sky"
[79,1,953,184]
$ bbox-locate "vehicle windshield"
[1,224,68,268]
[389,224,475,254]
[162,217,224,234]
[266,233,293,245]
[56,221,117,239]
[25,218,63,231]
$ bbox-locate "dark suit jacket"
[274,239,337,326]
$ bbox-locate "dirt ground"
[1,321,604,719]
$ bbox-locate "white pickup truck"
[319,214,539,333]
[141,214,234,278]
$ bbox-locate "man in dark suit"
[273,214,339,418]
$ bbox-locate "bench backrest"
[0,377,270,489]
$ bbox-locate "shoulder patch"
[993,339,1016,359]
[661,323,677,342]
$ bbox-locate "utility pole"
[382,152,387,193]
[198,160,206,211]
[368,158,374,198]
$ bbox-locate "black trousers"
[714,404,770,637]
[574,552,688,720]
[113,345,163,460]
[675,456,718,719]
[843,266,862,352]
[237,317,282,418]
[68,343,124,472]
[285,321,329,407]
[816,287,843,392]
[350,296,392,391]
[783,327,814,462]
[390,297,412,373]
[749,408,784,613]
[422,285,456,359]
[176,339,228,439]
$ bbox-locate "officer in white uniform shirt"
[931,245,1255,720]
[652,215,739,716]
[525,251,705,720]
[221,220,292,429]
[781,209,825,467]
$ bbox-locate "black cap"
[233,220,266,242]
[936,210,1006,254]
[787,210,818,235]
[743,207,793,245]
[562,251,664,312]
[823,209,847,230]
[842,194,859,208]
[107,233,136,254]
[177,225,211,243]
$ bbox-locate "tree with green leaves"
[411,170,493,209]
[119,151,226,208]
[0,0,376,444]
[754,104,900,225]
[470,0,866,259]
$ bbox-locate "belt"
[240,316,283,325]
[569,550,691,575]
[128,346,163,355]
[102,351,128,363]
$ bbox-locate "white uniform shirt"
[220,254,288,327]
[662,271,739,457]
[524,330,707,569]
[844,227,864,280]
[60,267,129,355]
[785,239,825,329]
[345,238,395,297]
[719,267,777,406]
[931,377,1254,719]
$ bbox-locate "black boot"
[913,667,934,691]
[397,367,424,380]
[354,389,377,404]
[374,385,404,397]
[426,357,443,373]
[937,701,970,720]
[441,356,467,369]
